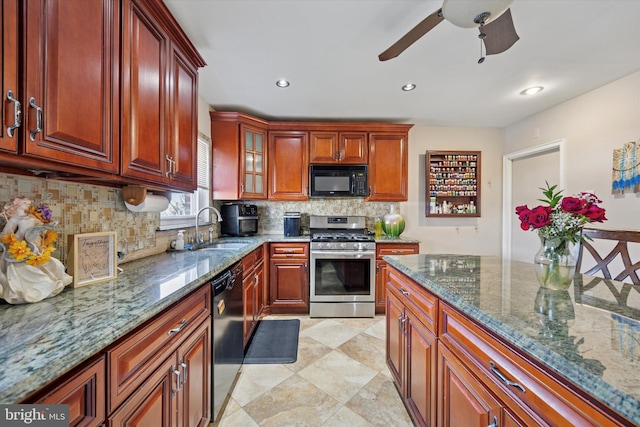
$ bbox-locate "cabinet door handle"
[487,415,498,427]
[166,155,176,177]
[172,367,181,393]
[180,360,188,386]
[399,288,410,296]
[168,319,187,335]
[28,97,43,141]
[6,90,21,137]
[489,361,526,393]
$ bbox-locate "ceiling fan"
[378,0,519,63]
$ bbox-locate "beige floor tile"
[297,351,378,404]
[322,406,372,427]
[218,315,412,426]
[231,364,294,407]
[337,332,386,372]
[346,372,414,427]
[243,374,341,427]
[285,335,332,373]
[300,318,362,348]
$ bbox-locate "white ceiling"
[164,0,640,128]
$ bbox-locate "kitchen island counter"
[0,235,301,404]
[384,253,640,425]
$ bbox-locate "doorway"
[502,140,566,261]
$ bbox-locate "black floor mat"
[244,319,300,364]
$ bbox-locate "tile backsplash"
[0,173,164,264]
[0,172,403,267]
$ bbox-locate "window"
[159,135,211,229]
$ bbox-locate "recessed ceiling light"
[402,83,416,91]
[276,79,290,88]
[520,86,544,96]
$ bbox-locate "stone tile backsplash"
[0,172,401,267]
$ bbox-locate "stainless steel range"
[309,215,375,317]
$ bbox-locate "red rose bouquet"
[515,183,606,289]
[515,183,607,244]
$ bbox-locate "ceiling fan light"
[402,83,416,91]
[442,0,513,28]
[520,86,544,96]
[276,79,290,88]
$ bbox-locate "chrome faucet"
[194,206,223,248]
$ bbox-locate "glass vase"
[533,235,576,290]
[382,205,405,238]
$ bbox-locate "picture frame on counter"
[67,231,118,288]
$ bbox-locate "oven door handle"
[311,251,375,259]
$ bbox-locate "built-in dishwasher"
[211,262,244,423]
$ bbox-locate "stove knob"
[340,242,346,249]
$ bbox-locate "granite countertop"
[0,235,306,404]
[384,254,640,425]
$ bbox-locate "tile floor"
[213,315,413,427]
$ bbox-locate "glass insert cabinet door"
[241,125,267,198]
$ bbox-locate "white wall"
[401,126,504,256]
[504,70,640,258]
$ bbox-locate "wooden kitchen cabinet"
[426,151,481,217]
[269,242,309,314]
[386,267,438,427]
[309,131,368,164]
[121,0,203,192]
[32,355,106,427]
[107,284,210,413]
[0,0,19,154]
[210,112,269,200]
[375,242,419,314]
[0,0,119,172]
[368,131,409,201]
[242,245,266,346]
[268,131,309,200]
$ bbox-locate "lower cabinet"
[269,242,309,314]
[375,242,419,313]
[32,355,106,427]
[242,245,266,346]
[386,267,437,427]
[386,265,628,427]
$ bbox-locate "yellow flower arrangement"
[1,201,58,266]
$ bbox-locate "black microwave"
[309,165,368,197]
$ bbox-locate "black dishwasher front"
[211,262,243,423]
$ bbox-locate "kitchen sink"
[196,242,249,251]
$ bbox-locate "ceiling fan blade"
[481,8,519,55]
[378,8,444,61]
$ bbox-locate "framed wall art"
[67,231,118,287]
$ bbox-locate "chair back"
[575,228,640,285]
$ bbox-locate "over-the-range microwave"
[309,164,368,197]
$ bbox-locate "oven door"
[310,250,375,302]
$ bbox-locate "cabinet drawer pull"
[6,90,21,137]
[180,360,188,386]
[487,415,498,427]
[399,288,410,296]
[172,366,181,393]
[29,97,43,141]
[489,361,525,393]
[168,319,188,335]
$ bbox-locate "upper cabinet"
[210,112,269,200]
[309,131,368,164]
[0,0,204,192]
[268,130,308,200]
[1,0,119,172]
[368,131,410,201]
[211,115,412,201]
[121,0,203,192]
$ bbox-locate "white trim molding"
[502,139,566,259]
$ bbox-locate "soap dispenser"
[175,230,185,250]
